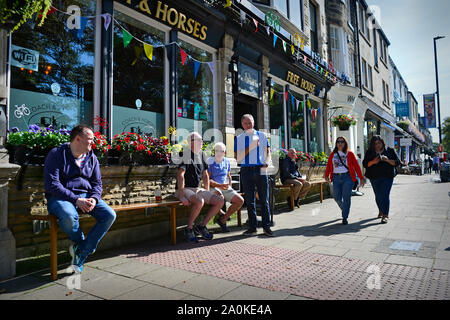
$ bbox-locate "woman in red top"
[324,137,365,225]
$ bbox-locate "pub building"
[5,0,339,160]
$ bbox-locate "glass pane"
[308,99,322,153]
[290,91,305,152]
[274,0,288,17]
[269,82,285,150]
[113,11,165,137]
[289,0,302,29]
[177,40,214,140]
[9,0,95,131]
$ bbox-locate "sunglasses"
[336,140,345,144]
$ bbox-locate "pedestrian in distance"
[175,132,224,243]
[280,148,312,208]
[362,135,401,224]
[207,142,244,233]
[44,124,116,274]
[235,114,274,237]
[433,154,440,174]
[324,136,365,225]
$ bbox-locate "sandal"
[378,212,383,218]
[381,216,388,224]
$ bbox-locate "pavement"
[1,174,449,301]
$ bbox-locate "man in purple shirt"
[44,124,116,273]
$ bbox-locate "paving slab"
[113,283,190,300]
[172,274,242,300]
[219,284,291,300]
[135,266,200,288]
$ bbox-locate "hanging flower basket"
[332,115,356,131]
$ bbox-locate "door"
[234,96,258,130]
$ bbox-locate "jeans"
[240,166,271,229]
[47,194,116,258]
[332,173,354,220]
[370,177,394,216]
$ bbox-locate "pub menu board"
[238,62,261,99]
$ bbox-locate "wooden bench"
[29,199,243,281]
[29,200,180,281]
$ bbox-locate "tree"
[443,117,450,153]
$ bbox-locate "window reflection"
[177,40,214,139]
[308,99,322,152]
[9,0,95,131]
[269,82,285,150]
[290,91,305,151]
[112,11,165,137]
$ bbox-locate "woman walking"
[363,135,401,224]
[324,137,365,225]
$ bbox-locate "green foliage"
[6,125,70,150]
[443,117,450,153]
[313,152,328,165]
[0,0,53,33]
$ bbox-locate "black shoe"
[342,219,348,225]
[184,227,199,243]
[295,198,300,208]
[243,228,257,236]
[216,217,230,233]
[193,225,213,240]
[263,228,274,237]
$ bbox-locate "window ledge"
[363,86,374,97]
[359,30,371,47]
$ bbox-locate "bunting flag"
[193,60,201,78]
[270,88,275,100]
[291,95,295,107]
[304,55,307,65]
[252,18,258,32]
[38,5,56,19]
[296,100,300,111]
[143,43,153,61]
[101,13,111,30]
[122,29,133,48]
[291,44,295,55]
[180,47,188,65]
[307,100,312,109]
[207,62,215,77]
[265,25,270,36]
[273,34,278,47]
[285,91,288,101]
[224,0,232,8]
[282,40,286,52]
[131,46,143,66]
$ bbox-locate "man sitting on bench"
[44,124,116,274]
[176,132,224,243]
[280,148,311,208]
[207,142,244,233]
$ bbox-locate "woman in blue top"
[208,142,244,232]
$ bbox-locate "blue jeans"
[240,167,271,229]
[47,194,116,258]
[370,177,394,216]
[332,173,354,220]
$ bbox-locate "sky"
[366,0,450,144]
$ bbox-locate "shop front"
[7,0,224,144]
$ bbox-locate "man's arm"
[87,156,102,205]
[44,149,80,205]
[203,170,210,191]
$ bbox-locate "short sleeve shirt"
[234,130,270,167]
[207,157,230,184]
[333,151,349,174]
[178,151,208,188]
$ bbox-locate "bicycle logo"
[14,104,30,119]
[93,115,109,129]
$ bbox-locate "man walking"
[433,154,440,174]
[176,132,224,243]
[234,114,274,237]
[280,148,311,208]
[44,125,116,273]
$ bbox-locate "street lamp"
[434,36,445,144]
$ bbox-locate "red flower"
[116,145,121,151]
[92,143,96,149]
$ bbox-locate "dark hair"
[333,136,349,154]
[368,135,386,152]
[70,124,93,142]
